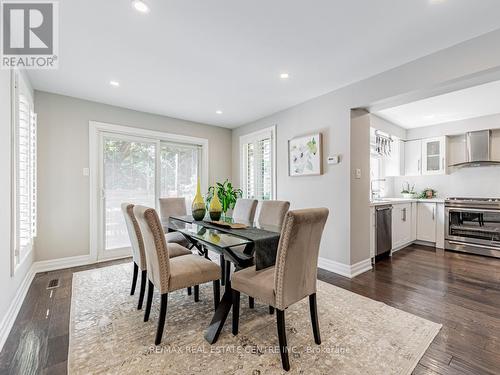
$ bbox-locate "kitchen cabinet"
[392,203,412,250]
[422,137,447,175]
[403,136,447,176]
[435,203,445,248]
[404,140,422,176]
[417,202,437,242]
[410,202,417,241]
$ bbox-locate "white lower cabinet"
[392,203,412,250]
[417,202,437,242]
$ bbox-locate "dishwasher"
[375,205,392,261]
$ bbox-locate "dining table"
[165,215,281,344]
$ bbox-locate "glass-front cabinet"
[421,136,447,175]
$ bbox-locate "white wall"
[232,29,500,268]
[35,91,233,261]
[0,70,35,347]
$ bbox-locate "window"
[160,142,201,202]
[13,71,37,266]
[102,138,202,251]
[91,121,208,260]
[240,126,276,200]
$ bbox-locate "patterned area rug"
[68,263,441,374]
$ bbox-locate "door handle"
[402,208,407,222]
[432,207,435,220]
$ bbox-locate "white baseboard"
[0,265,36,351]
[33,254,93,273]
[318,257,372,278]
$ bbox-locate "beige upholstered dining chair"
[246,200,290,310]
[122,203,192,310]
[133,205,222,345]
[232,198,258,223]
[159,197,190,248]
[256,200,290,228]
[231,208,329,371]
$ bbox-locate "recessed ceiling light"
[215,110,223,115]
[280,73,289,79]
[132,0,150,13]
[109,80,120,87]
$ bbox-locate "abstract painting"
[288,133,322,176]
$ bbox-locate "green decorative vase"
[191,179,206,221]
[209,187,222,221]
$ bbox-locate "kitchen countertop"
[369,198,445,206]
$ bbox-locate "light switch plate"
[355,168,362,179]
[83,167,90,177]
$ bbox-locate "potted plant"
[206,179,243,217]
[418,188,438,199]
[401,182,416,199]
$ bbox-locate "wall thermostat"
[327,155,340,165]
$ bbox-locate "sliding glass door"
[97,131,202,260]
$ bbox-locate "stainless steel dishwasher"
[375,205,392,260]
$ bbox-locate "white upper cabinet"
[421,136,447,175]
[403,136,447,176]
[404,140,422,176]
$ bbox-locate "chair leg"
[131,262,138,295]
[213,280,220,310]
[249,297,254,309]
[276,309,290,371]
[220,255,225,286]
[232,290,240,335]
[144,280,154,322]
[194,285,199,302]
[137,270,147,310]
[187,286,192,295]
[269,306,275,315]
[155,293,168,345]
[309,293,321,344]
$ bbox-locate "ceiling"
[27,0,500,128]
[376,79,500,128]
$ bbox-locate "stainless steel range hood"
[450,130,500,167]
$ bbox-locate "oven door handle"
[446,207,500,214]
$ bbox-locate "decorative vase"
[209,187,222,221]
[191,179,206,221]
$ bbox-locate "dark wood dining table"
[165,215,281,344]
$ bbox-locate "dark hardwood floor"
[1,245,499,374]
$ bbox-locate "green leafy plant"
[206,180,243,213]
[418,188,438,199]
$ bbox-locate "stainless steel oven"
[445,198,500,258]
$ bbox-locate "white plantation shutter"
[241,127,275,200]
[14,72,37,264]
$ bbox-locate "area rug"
[68,263,441,374]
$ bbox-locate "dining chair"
[159,197,191,248]
[133,205,222,345]
[232,198,258,223]
[245,200,290,311]
[231,208,329,371]
[122,203,192,310]
[256,200,290,228]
